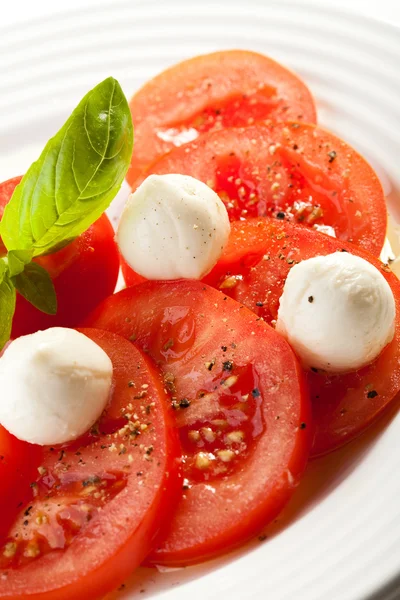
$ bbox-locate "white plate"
[1,2,400,599]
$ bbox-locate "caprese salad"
[0,50,398,600]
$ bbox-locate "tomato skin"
[204,217,400,455]
[85,280,312,566]
[132,124,386,257]
[127,50,316,184]
[121,255,146,287]
[0,177,120,338]
[0,427,42,542]
[0,329,180,600]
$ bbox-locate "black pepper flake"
[58,450,65,462]
[258,534,267,541]
[311,367,318,373]
[134,391,147,400]
[252,388,261,398]
[145,405,152,415]
[327,150,337,163]
[207,358,216,371]
[82,476,101,487]
[137,471,143,476]
[367,390,378,399]
[23,519,29,527]
[293,144,298,150]
[90,423,100,436]
[24,506,33,517]
[128,381,135,388]
[221,345,228,352]
[145,446,154,456]
[308,296,314,303]
[299,423,307,430]
[276,212,285,220]
[172,398,191,409]
[256,301,264,307]
[179,398,191,409]
[222,360,234,372]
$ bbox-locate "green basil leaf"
[1,77,133,257]
[12,263,57,315]
[7,249,33,277]
[0,260,6,282]
[0,276,16,351]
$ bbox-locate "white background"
[0,0,399,28]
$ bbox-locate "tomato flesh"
[85,281,311,566]
[127,50,316,184]
[0,177,120,338]
[204,218,400,455]
[0,329,180,600]
[134,124,386,256]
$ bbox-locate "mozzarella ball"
[117,174,230,280]
[0,328,113,445]
[276,252,396,373]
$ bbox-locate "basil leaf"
[0,260,6,282]
[12,263,57,315]
[0,276,16,351]
[1,77,133,257]
[7,249,33,277]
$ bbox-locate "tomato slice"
[0,329,180,600]
[133,123,386,256]
[0,177,120,338]
[127,50,316,184]
[203,218,400,455]
[0,427,42,542]
[85,281,311,566]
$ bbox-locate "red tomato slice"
[0,427,42,541]
[204,218,400,455]
[85,281,312,566]
[133,123,386,256]
[0,177,120,338]
[127,50,317,184]
[0,329,180,600]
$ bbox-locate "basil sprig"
[0,77,133,349]
[0,268,16,350]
